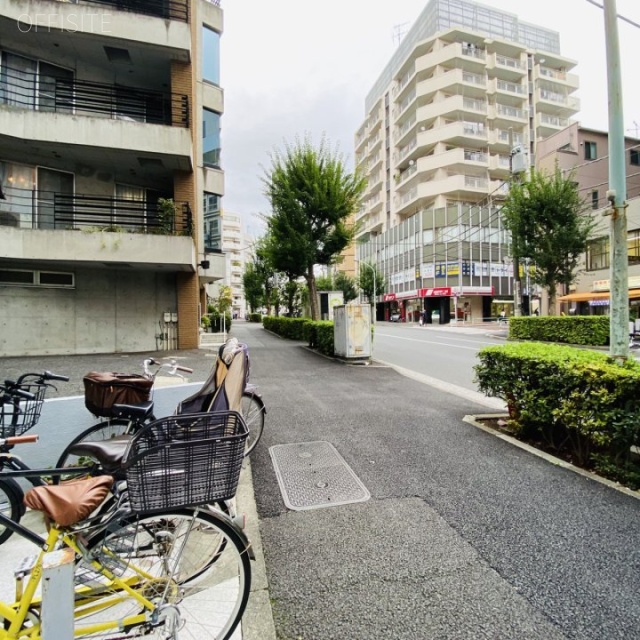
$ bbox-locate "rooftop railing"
[0,186,193,236]
[53,0,189,22]
[1,66,189,128]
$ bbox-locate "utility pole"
[604,0,629,359]
[509,128,522,317]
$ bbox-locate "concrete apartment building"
[353,0,579,323]
[218,212,249,319]
[537,123,640,316]
[0,0,225,356]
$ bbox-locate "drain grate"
[269,441,370,511]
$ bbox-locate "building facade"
[537,124,640,316]
[219,212,250,319]
[353,0,579,322]
[0,0,225,356]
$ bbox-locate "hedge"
[262,316,311,341]
[475,342,640,488]
[509,316,609,346]
[248,313,262,323]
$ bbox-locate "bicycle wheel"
[53,419,132,483]
[76,508,251,639]
[0,477,23,545]
[241,392,265,456]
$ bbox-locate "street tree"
[263,136,366,320]
[500,167,595,313]
[334,271,358,303]
[242,262,263,313]
[358,262,385,307]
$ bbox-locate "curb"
[463,413,640,501]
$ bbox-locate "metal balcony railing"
[1,66,189,128]
[0,186,193,236]
[53,0,190,22]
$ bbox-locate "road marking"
[375,332,494,351]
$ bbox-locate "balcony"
[0,185,192,236]
[536,113,570,137]
[51,0,190,21]
[538,66,579,91]
[487,53,526,81]
[535,88,580,116]
[489,103,527,126]
[1,66,189,127]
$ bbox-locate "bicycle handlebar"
[3,387,36,401]
[175,365,194,374]
[2,434,39,446]
[42,371,70,382]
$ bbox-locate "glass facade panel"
[203,191,222,252]
[203,108,221,168]
[202,26,220,85]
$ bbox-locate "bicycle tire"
[0,477,24,545]
[241,391,265,456]
[78,508,251,639]
[53,418,133,483]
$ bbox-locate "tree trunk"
[307,270,319,320]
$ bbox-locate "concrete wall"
[0,268,177,356]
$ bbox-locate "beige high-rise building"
[353,0,579,323]
[0,0,226,355]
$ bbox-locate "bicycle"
[0,409,253,639]
[56,340,266,474]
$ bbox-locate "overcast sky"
[220,0,640,236]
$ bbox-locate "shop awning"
[558,289,640,302]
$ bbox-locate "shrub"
[306,321,335,356]
[201,315,211,331]
[248,313,262,323]
[262,316,311,340]
[509,316,609,346]
[475,342,640,487]
[207,311,232,333]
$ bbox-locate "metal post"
[42,548,75,639]
[604,0,629,359]
[509,128,522,317]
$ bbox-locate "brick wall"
[177,272,199,349]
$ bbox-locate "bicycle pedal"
[14,554,37,579]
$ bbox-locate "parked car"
[389,312,401,322]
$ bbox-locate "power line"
[584,0,640,29]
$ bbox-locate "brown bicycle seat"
[24,476,114,527]
[67,435,132,473]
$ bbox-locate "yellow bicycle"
[0,410,252,639]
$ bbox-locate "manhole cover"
[269,441,371,511]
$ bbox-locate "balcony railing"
[54,0,189,22]
[1,66,189,127]
[0,186,192,236]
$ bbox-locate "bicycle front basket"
[124,410,248,513]
[0,383,47,437]
[83,372,153,418]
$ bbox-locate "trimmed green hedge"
[475,342,640,488]
[248,313,262,323]
[305,321,335,357]
[262,316,311,340]
[509,316,609,346]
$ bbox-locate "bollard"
[42,548,75,639]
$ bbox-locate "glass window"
[630,149,640,166]
[628,229,640,265]
[202,26,220,86]
[586,237,609,271]
[584,141,597,161]
[203,191,221,252]
[202,108,221,168]
[591,190,599,210]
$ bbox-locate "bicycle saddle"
[67,436,132,474]
[24,475,114,527]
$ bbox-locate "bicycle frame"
[0,508,178,639]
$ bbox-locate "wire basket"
[0,383,47,437]
[124,411,248,513]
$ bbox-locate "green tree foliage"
[242,262,263,313]
[334,271,358,303]
[500,167,595,313]
[358,261,385,306]
[262,136,367,320]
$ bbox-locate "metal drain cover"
[269,441,371,511]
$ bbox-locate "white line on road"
[375,332,494,351]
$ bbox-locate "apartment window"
[586,237,609,271]
[203,191,221,252]
[584,141,597,160]
[0,269,74,287]
[630,149,640,166]
[628,229,640,265]
[202,108,221,168]
[202,26,220,86]
[591,190,599,210]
